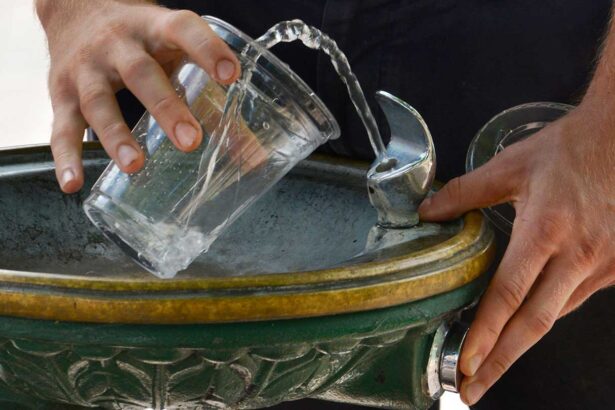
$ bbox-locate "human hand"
[418,99,615,405]
[36,0,240,193]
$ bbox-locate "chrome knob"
[426,322,469,398]
[440,322,468,393]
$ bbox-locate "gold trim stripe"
[0,214,495,323]
[0,213,488,292]
[0,241,494,324]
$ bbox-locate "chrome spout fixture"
[367,91,436,228]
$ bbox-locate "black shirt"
[119,0,610,181]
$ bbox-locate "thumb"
[419,155,520,221]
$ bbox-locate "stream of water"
[253,19,387,157]
[151,20,387,276]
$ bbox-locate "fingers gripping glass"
[83,17,340,279]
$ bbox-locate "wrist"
[36,0,155,26]
[583,70,615,108]
[35,0,62,29]
[36,0,99,32]
[579,68,615,125]
[581,12,615,110]
[574,93,615,139]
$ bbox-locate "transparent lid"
[466,102,574,234]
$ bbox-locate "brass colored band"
[0,213,495,324]
[0,213,488,292]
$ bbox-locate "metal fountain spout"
[364,92,469,398]
[367,91,436,228]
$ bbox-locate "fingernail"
[175,122,198,149]
[464,382,485,405]
[468,354,483,376]
[216,59,236,81]
[61,169,75,187]
[117,144,139,168]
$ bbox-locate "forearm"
[584,9,615,107]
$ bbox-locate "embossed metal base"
[0,280,487,410]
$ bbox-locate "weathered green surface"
[0,277,487,409]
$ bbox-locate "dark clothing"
[116,1,614,408]
[474,284,615,410]
[122,0,610,182]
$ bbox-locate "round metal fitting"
[426,321,469,397]
[440,322,469,393]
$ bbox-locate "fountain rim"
[0,143,495,324]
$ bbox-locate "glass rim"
[204,15,341,142]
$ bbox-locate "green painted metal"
[0,277,487,409]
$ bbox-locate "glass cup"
[83,16,340,279]
[466,102,574,234]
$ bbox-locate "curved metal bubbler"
[367,90,436,228]
[359,90,439,256]
[364,91,467,396]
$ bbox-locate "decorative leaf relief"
[0,330,407,409]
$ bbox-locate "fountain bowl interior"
[0,143,494,409]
